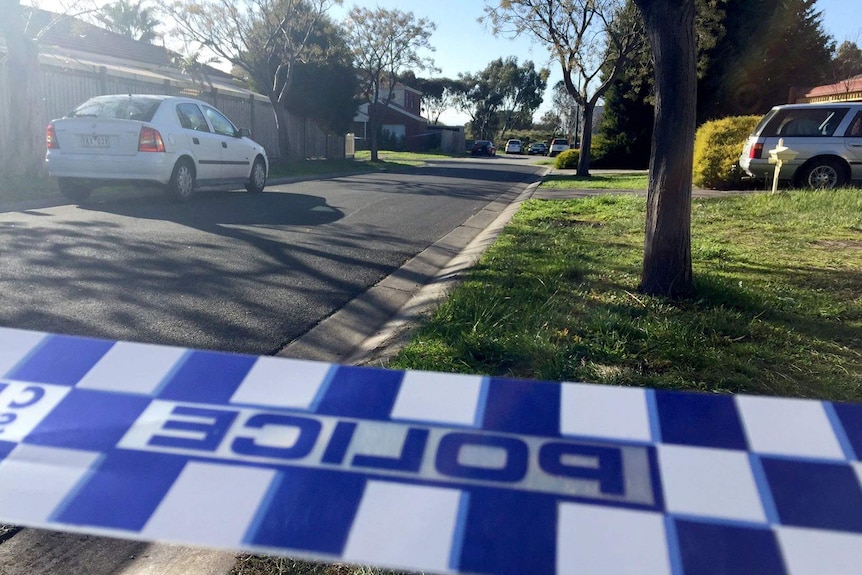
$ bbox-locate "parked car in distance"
[46,94,268,202]
[505,139,523,154]
[549,138,570,157]
[528,142,548,155]
[739,102,862,189]
[471,140,496,156]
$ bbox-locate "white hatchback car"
[739,102,862,189]
[46,94,268,202]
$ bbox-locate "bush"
[554,148,580,169]
[693,115,761,189]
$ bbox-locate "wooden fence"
[0,57,345,164]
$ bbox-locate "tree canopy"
[408,76,464,125]
[167,0,342,158]
[96,0,160,43]
[455,57,549,140]
[344,6,436,161]
[831,40,862,82]
[698,0,834,120]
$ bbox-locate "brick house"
[353,84,429,152]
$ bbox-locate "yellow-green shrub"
[554,148,580,169]
[693,115,761,189]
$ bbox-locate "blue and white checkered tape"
[0,326,861,574]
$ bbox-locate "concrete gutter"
[0,168,548,574]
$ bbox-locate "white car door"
[202,105,251,180]
[845,111,862,181]
[175,103,224,182]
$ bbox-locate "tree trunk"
[269,98,290,161]
[1,0,44,180]
[577,102,594,176]
[368,103,379,162]
[634,0,696,298]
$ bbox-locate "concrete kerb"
[345,176,548,366]
[276,170,550,365]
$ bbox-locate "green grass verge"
[540,172,649,190]
[389,189,862,400]
[267,158,378,179]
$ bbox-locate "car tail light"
[749,142,763,159]
[138,126,165,152]
[46,124,59,149]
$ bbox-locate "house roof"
[25,8,177,68]
[354,102,427,124]
[0,8,262,100]
[801,75,862,103]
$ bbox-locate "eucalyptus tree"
[455,57,548,140]
[411,77,464,125]
[483,0,646,175]
[344,6,436,161]
[495,58,549,138]
[167,0,341,158]
[831,40,862,85]
[632,0,697,297]
[550,80,580,144]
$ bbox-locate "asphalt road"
[0,156,544,356]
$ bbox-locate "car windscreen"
[759,107,850,138]
[67,97,161,122]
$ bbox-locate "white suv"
[739,103,862,189]
[505,139,523,154]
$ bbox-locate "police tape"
[0,326,861,574]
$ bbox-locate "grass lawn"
[389,188,862,400]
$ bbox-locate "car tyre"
[245,156,267,194]
[57,178,92,202]
[797,158,847,190]
[167,159,195,202]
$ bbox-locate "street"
[0,157,544,356]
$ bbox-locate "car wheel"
[245,156,267,194]
[798,159,847,190]
[167,159,195,202]
[57,178,92,202]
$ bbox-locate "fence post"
[99,66,107,94]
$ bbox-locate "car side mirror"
[237,127,251,138]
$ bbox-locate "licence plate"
[81,135,110,148]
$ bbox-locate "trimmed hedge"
[693,115,761,189]
[554,148,580,169]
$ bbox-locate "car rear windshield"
[552,139,568,145]
[757,107,850,138]
[67,96,161,122]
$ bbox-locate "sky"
[26,0,862,125]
